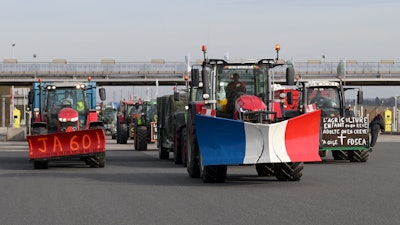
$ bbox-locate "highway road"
[0,135,399,225]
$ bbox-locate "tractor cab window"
[215,64,268,114]
[308,87,340,115]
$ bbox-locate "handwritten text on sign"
[321,117,369,147]
[28,129,106,159]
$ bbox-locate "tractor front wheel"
[348,150,369,162]
[274,162,303,181]
[256,163,275,177]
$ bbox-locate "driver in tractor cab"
[310,90,325,107]
[225,73,246,115]
[60,91,73,106]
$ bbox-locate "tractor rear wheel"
[186,111,200,178]
[348,150,369,162]
[32,127,47,135]
[135,126,148,151]
[173,129,182,164]
[117,124,128,144]
[181,127,187,167]
[256,163,275,176]
[158,129,169,159]
[274,162,303,181]
[332,150,349,160]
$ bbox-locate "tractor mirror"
[191,69,199,87]
[174,91,180,101]
[99,87,106,101]
[287,91,293,105]
[357,90,363,104]
[28,90,34,105]
[286,66,295,85]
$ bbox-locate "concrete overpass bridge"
[1,59,400,86]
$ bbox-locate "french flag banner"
[195,110,321,166]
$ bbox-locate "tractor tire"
[186,111,200,178]
[32,127,47,135]
[117,124,128,144]
[332,150,349,160]
[158,129,169,159]
[181,127,187,167]
[33,160,48,169]
[348,150,369,162]
[134,126,148,151]
[86,153,105,168]
[201,162,227,183]
[256,163,275,176]
[319,151,327,157]
[274,162,303,181]
[173,129,182,164]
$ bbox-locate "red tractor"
[116,99,151,150]
[27,80,107,169]
[185,45,321,183]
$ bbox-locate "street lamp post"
[33,54,37,79]
[11,44,16,58]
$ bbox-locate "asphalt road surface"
[0,135,399,225]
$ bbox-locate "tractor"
[276,79,373,162]
[116,99,154,150]
[185,45,322,183]
[26,80,106,169]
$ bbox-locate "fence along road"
[1,59,400,86]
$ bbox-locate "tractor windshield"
[46,87,87,131]
[307,87,340,116]
[216,64,269,97]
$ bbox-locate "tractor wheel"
[256,163,275,176]
[158,129,169,159]
[319,151,327,157]
[332,150,349,160]
[274,162,303,181]
[86,153,105,168]
[181,127,187,167]
[32,127,47,135]
[186,112,200,178]
[200,160,227,183]
[348,150,369,162]
[117,124,128,144]
[33,160,48,169]
[173,129,182,164]
[135,126,148,151]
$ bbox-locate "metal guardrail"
[1,61,400,86]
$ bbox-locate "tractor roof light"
[275,43,281,60]
[275,43,281,51]
[201,45,207,53]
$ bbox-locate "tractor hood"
[58,107,79,122]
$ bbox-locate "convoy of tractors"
[24,44,380,184]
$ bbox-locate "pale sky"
[1,0,399,99]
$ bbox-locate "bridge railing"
[1,61,400,80]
